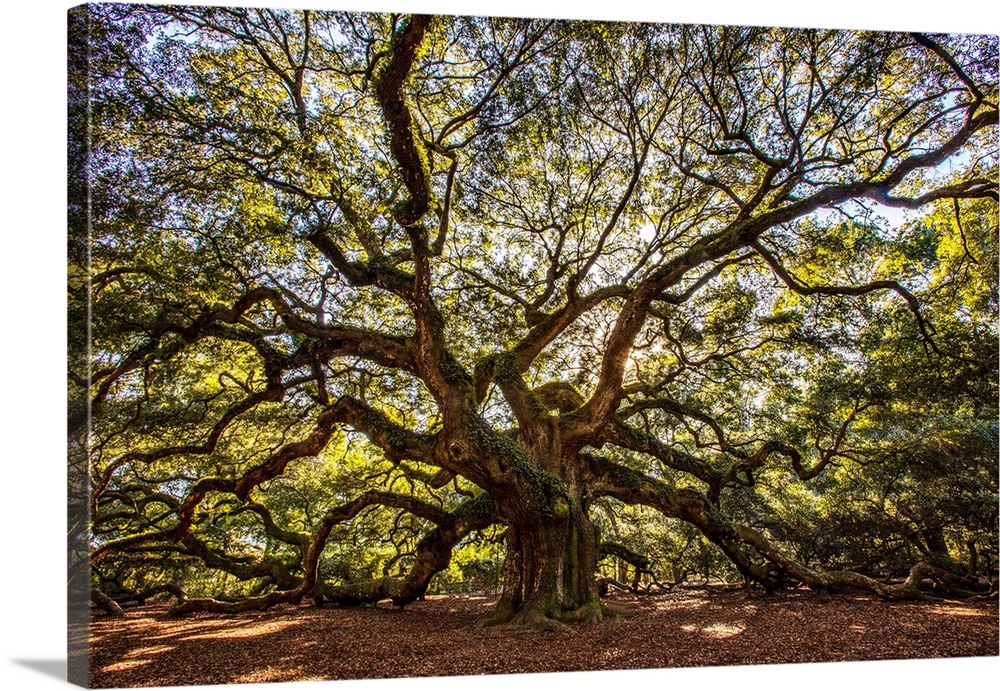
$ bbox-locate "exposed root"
[562,597,635,624]
[510,608,574,634]
[476,599,573,633]
[561,599,604,624]
[475,597,516,629]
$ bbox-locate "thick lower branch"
[170,493,495,614]
[98,583,187,609]
[91,588,125,617]
[735,526,979,599]
[316,494,496,607]
[586,453,982,600]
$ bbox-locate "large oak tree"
[70,4,998,628]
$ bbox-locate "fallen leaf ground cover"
[88,586,999,688]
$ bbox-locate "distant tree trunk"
[925,524,949,556]
[967,540,978,578]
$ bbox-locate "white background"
[2,1,997,690]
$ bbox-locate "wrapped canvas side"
[68,4,95,687]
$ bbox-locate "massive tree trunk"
[477,431,606,629]
[491,501,602,627]
[484,509,602,629]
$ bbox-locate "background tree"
[72,4,997,628]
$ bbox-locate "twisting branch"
[571,91,994,435]
[655,253,755,305]
[306,227,416,297]
[171,492,497,613]
[736,525,976,600]
[877,178,998,206]
[89,394,438,570]
[584,453,773,585]
[235,396,434,499]
[375,14,434,228]
[910,33,987,106]
[751,239,940,353]
[604,420,723,492]
[91,384,285,507]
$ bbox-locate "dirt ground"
[87,586,999,688]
